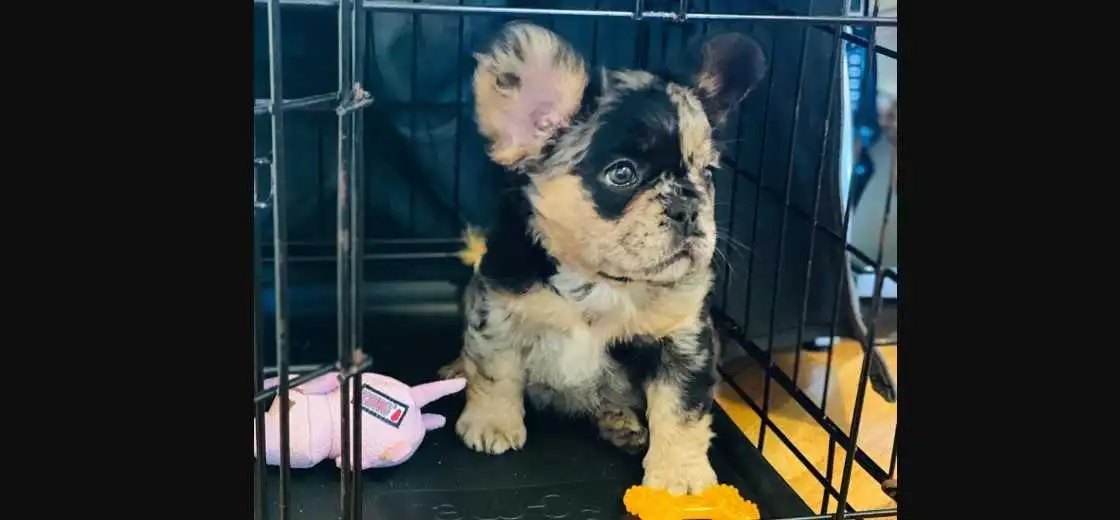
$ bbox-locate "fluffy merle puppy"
[441,22,766,495]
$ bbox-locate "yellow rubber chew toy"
[623,484,761,520]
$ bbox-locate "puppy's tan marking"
[607,69,659,93]
[528,174,683,284]
[666,84,716,172]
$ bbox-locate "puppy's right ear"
[473,22,588,168]
[669,31,767,131]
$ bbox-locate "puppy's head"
[473,22,766,284]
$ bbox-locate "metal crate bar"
[808,24,846,519]
[757,0,817,454]
[783,509,899,520]
[255,236,885,269]
[254,92,339,116]
[736,0,783,370]
[263,251,459,263]
[716,0,763,315]
[253,0,898,65]
[407,2,419,233]
[717,134,745,311]
[362,0,897,26]
[452,0,468,221]
[710,14,901,492]
[714,315,898,518]
[751,0,897,59]
[808,14,898,416]
[332,0,371,517]
[263,1,293,519]
[712,310,891,485]
[791,0,844,404]
[335,5,355,515]
[255,0,337,6]
[835,0,893,513]
[252,362,338,404]
[887,431,898,478]
[717,364,858,515]
[251,166,268,520]
[723,159,899,284]
[262,362,342,375]
[821,438,838,513]
[251,0,897,27]
[348,0,368,512]
[819,22,866,418]
[266,237,465,247]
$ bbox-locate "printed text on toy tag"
[360,384,409,428]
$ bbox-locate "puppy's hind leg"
[591,372,648,455]
[596,404,648,455]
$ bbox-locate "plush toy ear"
[295,373,341,395]
[472,21,589,168]
[411,378,467,408]
[260,373,340,394]
[261,374,298,391]
[669,31,767,130]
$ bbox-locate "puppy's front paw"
[455,400,526,455]
[438,356,466,379]
[642,456,718,496]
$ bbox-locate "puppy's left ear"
[671,31,767,130]
[472,22,589,168]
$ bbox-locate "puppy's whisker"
[718,239,752,261]
[716,233,752,252]
[712,247,734,277]
[714,233,753,262]
[715,243,749,266]
[715,227,749,246]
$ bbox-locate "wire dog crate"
[251,1,899,519]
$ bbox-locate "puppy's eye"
[603,160,639,188]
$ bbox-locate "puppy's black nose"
[667,205,701,237]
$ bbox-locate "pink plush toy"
[253,372,466,470]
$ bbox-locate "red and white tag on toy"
[360,384,409,428]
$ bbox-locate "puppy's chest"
[508,268,703,387]
[546,269,644,330]
[515,272,650,387]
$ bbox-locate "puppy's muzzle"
[666,199,702,239]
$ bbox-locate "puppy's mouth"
[597,247,692,284]
[645,248,692,274]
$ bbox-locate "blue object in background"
[845,21,880,213]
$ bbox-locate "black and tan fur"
[440,22,766,496]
